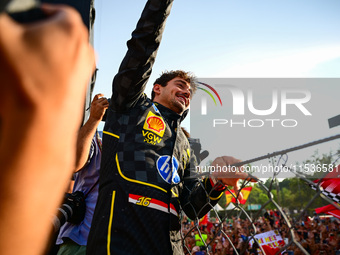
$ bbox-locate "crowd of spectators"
[181,209,340,255]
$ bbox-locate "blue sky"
[93,0,340,99]
[92,1,340,169]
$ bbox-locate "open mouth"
[176,95,187,105]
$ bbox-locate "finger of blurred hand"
[93,94,105,101]
[211,156,243,180]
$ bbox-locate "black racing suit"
[87,1,224,254]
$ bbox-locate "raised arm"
[75,94,108,171]
[111,0,173,111]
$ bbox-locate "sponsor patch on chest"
[142,111,166,145]
[156,155,180,184]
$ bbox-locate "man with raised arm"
[87,1,250,254]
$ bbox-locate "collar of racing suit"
[153,102,188,124]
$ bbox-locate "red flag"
[232,187,252,204]
[327,209,340,219]
[315,203,340,220]
[225,189,236,205]
[313,166,340,220]
[311,165,340,204]
[199,214,208,226]
[322,165,340,179]
[261,245,280,255]
[229,187,252,204]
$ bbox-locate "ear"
[153,84,162,96]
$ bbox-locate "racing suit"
[87,1,224,254]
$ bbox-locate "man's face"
[153,77,191,114]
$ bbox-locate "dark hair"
[151,70,197,100]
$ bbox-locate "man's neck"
[153,102,188,123]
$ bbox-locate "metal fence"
[181,135,340,255]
